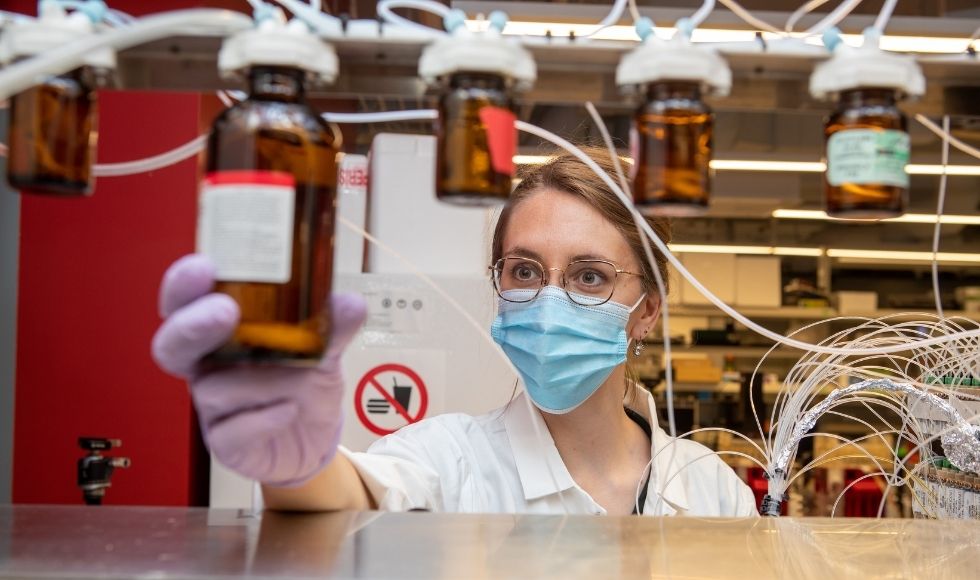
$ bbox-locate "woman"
[152,149,757,517]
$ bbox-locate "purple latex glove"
[151,254,367,487]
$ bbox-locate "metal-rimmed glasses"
[489,256,643,306]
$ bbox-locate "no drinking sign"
[354,363,429,436]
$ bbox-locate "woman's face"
[500,188,660,338]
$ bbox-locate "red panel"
[13,90,202,505]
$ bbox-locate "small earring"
[633,337,646,357]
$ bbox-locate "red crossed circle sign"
[354,363,429,436]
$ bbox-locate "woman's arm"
[262,453,375,512]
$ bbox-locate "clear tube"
[688,0,716,29]
[583,0,632,38]
[584,102,677,438]
[785,0,829,33]
[84,110,439,179]
[716,0,784,35]
[0,9,254,101]
[514,120,980,356]
[915,114,980,162]
[801,0,864,36]
[93,135,207,177]
[321,110,438,123]
[873,0,899,33]
[376,0,449,35]
[931,115,951,317]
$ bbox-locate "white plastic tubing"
[0,9,254,100]
[376,0,450,35]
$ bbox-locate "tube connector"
[760,493,784,517]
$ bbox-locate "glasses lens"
[494,258,544,302]
[564,260,617,305]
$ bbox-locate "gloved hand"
[151,254,367,487]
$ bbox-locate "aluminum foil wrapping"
[772,378,980,476]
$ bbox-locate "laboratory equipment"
[419,10,535,205]
[616,18,731,217]
[77,437,130,505]
[810,29,925,219]
[0,1,114,196]
[199,9,340,364]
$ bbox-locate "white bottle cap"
[810,33,925,100]
[418,27,536,90]
[218,11,338,84]
[0,2,115,70]
[616,33,731,96]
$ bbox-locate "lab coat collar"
[502,390,690,513]
[503,392,577,501]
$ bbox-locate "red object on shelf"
[843,468,885,518]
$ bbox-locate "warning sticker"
[354,363,429,436]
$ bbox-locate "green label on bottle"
[827,129,910,188]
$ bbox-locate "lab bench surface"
[0,505,977,579]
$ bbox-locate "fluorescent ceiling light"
[516,156,978,176]
[772,209,980,225]
[669,244,821,257]
[906,164,980,176]
[826,249,980,263]
[710,160,825,172]
[668,244,980,263]
[470,21,975,54]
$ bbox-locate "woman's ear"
[629,294,662,341]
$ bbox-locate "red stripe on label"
[479,106,517,177]
[204,170,296,187]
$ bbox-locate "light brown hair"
[491,146,672,295]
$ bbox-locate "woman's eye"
[513,265,539,281]
[577,270,606,286]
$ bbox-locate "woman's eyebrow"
[569,253,616,263]
[503,246,546,262]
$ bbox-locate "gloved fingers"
[152,292,239,378]
[159,254,216,318]
[205,400,300,455]
[322,292,368,363]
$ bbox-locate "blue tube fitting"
[675,16,694,39]
[822,26,842,52]
[443,8,466,33]
[488,10,508,32]
[635,16,654,42]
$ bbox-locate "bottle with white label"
[824,88,909,219]
[199,65,338,364]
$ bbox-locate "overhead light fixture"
[470,21,976,55]
[516,156,978,176]
[669,244,980,263]
[710,160,825,172]
[669,244,821,257]
[826,249,980,263]
[772,209,980,225]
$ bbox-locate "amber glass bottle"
[824,88,908,219]
[632,82,713,217]
[7,68,98,196]
[200,66,338,365]
[436,72,515,205]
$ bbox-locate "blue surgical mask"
[491,286,645,415]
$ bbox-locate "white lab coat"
[340,390,759,517]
